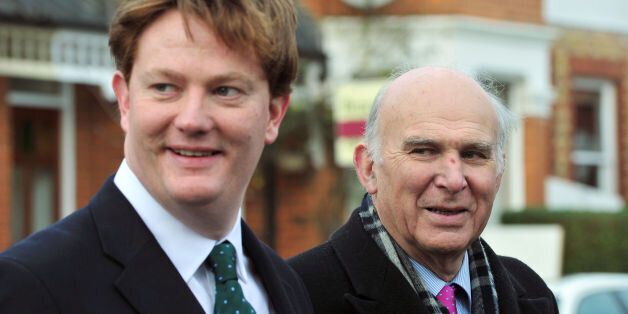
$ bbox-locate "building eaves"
[0,0,116,31]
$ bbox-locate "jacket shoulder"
[0,207,98,270]
[260,241,307,288]
[289,241,338,278]
[498,255,559,313]
[0,207,97,313]
[499,255,553,293]
[245,231,314,314]
[0,256,59,313]
[289,242,354,314]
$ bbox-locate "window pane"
[577,292,624,314]
[31,167,54,233]
[573,90,600,151]
[573,164,598,187]
[10,167,24,242]
[617,289,628,309]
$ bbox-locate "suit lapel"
[330,207,428,314]
[242,221,300,313]
[90,178,204,314]
[241,221,296,314]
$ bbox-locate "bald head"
[354,67,516,272]
[364,67,515,173]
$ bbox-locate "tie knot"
[207,241,237,283]
[436,284,458,314]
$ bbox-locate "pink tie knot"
[436,284,458,314]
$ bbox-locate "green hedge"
[502,209,628,275]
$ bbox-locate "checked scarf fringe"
[358,194,499,314]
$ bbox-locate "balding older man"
[290,67,557,314]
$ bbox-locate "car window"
[616,289,628,310]
[577,291,624,314]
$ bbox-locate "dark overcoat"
[0,177,313,314]
[289,198,558,314]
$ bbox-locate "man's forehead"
[385,68,487,103]
[379,68,496,128]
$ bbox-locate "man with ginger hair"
[0,1,312,313]
[290,67,557,313]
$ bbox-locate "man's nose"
[173,90,213,134]
[434,154,468,193]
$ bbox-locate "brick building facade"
[298,0,627,215]
[0,0,333,257]
[1,0,626,259]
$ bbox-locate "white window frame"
[8,82,76,218]
[570,77,618,194]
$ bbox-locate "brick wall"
[0,78,12,250]
[524,117,550,206]
[300,0,542,24]
[552,31,628,200]
[275,166,345,257]
[245,161,346,258]
[74,85,125,209]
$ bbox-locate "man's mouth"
[171,148,221,157]
[426,207,467,216]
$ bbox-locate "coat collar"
[241,222,303,314]
[90,177,204,314]
[329,198,429,314]
[329,197,553,314]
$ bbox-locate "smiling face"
[112,9,288,233]
[355,68,502,269]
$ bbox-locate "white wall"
[545,0,628,34]
[546,176,625,212]
[482,224,564,281]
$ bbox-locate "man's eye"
[214,86,240,97]
[461,151,487,159]
[410,148,434,155]
[153,83,176,93]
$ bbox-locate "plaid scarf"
[359,194,499,314]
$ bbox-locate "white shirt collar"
[113,160,249,284]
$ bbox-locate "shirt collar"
[410,251,472,305]
[113,160,249,284]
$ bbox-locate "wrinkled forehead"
[379,68,498,136]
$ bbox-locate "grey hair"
[363,67,517,174]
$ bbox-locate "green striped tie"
[208,241,256,314]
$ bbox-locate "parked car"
[549,273,628,314]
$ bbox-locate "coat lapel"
[330,206,429,314]
[483,239,554,314]
[90,178,204,314]
[241,221,297,314]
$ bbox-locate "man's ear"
[112,71,130,133]
[354,143,378,194]
[264,95,290,144]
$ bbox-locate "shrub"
[502,210,628,274]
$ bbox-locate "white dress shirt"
[114,160,272,314]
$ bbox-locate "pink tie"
[436,284,458,314]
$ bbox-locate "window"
[617,289,628,309]
[572,90,601,186]
[570,78,618,193]
[10,107,60,241]
[577,291,626,314]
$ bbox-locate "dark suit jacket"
[289,199,558,314]
[0,177,313,314]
